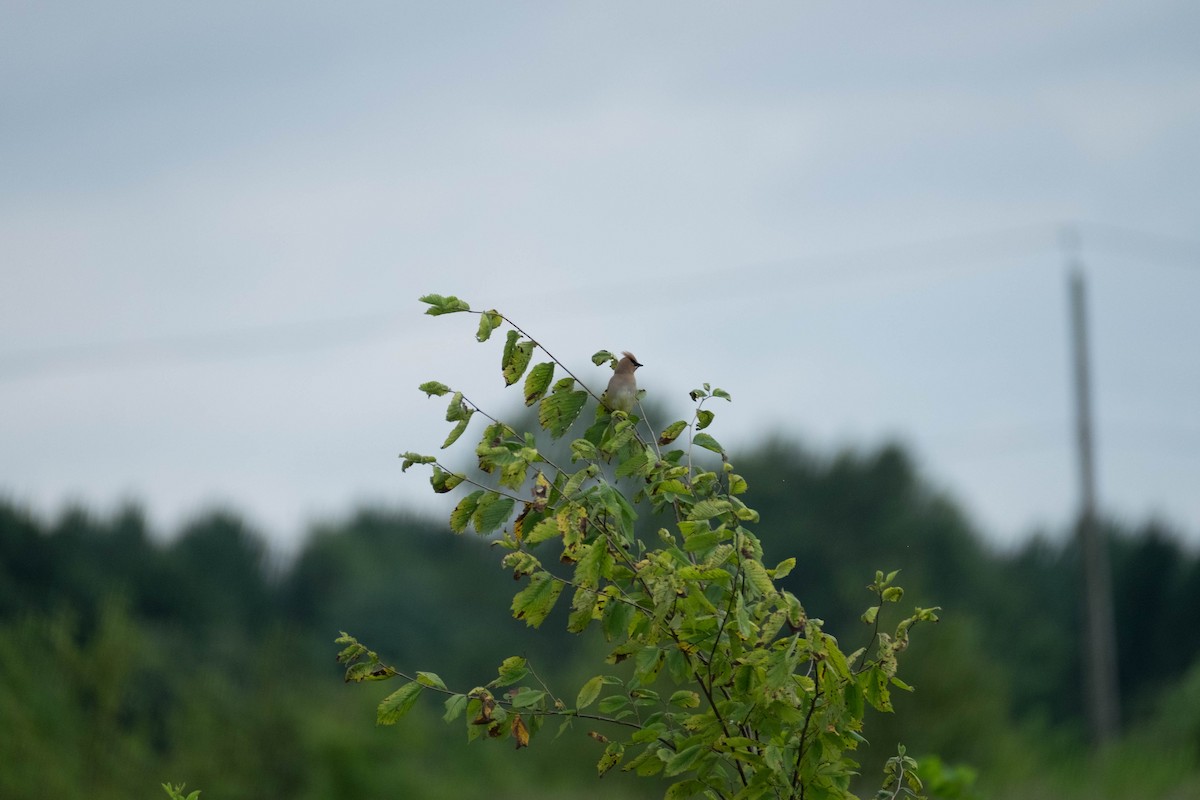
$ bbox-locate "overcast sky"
[2,2,1198,551]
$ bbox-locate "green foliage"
[345,296,942,798]
[162,784,201,800]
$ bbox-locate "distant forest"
[2,439,1199,799]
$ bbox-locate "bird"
[603,351,642,413]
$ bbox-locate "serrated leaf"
[568,587,597,633]
[511,572,563,628]
[743,559,777,598]
[539,388,588,439]
[615,447,654,479]
[399,452,436,472]
[696,409,714,430]
[692,432,724,455]
[570,438,599,462]
[476,310,502,342]
[658,420,687,446]
[728,473,748,495]
[501,331,536,387]
[576,675,605,710]
[668,690,700,708]
[442,417,471,449]
[689,498,731,520]
[495,656,529,686]
[773,557,796,580]
[377,682,422,725]
[683,531,722,552]
[419,293,470,315]
[416,671,447,690]
[418,381,451,397]
[430,467,464,493]
[444,391,468,422]
[472,493,515,534]
[523,361,555,406]
[575,539,613,589]
[510,688,546,708]
[663,743,708,777]
[525,518,561,546]
[449,490,484,533]
[597,742,625,777]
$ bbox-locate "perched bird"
[603,351,642,413]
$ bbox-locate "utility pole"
[1064,226,1121,745]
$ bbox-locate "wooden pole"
[1065,229,1121,744]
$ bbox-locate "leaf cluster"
[346,294,939,799]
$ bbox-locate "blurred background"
[2,2,1198,798]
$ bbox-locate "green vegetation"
[1,296,1198,797]
[343,294,939,798]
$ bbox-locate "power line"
[0,311,404,382]
[1,221,1196,382]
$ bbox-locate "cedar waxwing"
[603,351,642,413]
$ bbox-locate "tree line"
[1,438,1198,798]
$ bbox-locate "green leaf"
[399,452,436,472]
[510,687,546,708]
[523,361,555,406]
[449,490,484,533]
[602,589,634,640]
[539,387,588,439]
[444,391,468,421]
[430,467,464,494]
[683,530,722,553]
[575,539,614,589]
[377,682,423,725]
[591,350,615,366]
[711,387,731,401]
[495,656,529,687]
[696,409,714,430]
[615,447,654,479]
[443,693,467,723]
[597,742,625,777]
[576,675,605,710]
[419,293,470,315]
[501,331,536,386]
[568,587,598,633]
[418,381,451,397]
[773,557,796,579]
[882,586,904,603]
[743,559,777,598]
[416,671,447,690]
[692,432,724,455]
[475,310,502,342]
[658,420,687,446]
[442,417,471,449]
[570,438,599,462]
[689,498,732,521]
[663,743,708,777]
[633,646,665,685]
[511,572,564,628]
[668,690,701,708]
[472,493,515,534]
[525,518,561,545]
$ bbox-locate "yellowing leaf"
[511,713,530,748]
